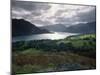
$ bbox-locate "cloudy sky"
[12,0,96,27]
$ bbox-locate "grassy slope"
[12,34,96,74]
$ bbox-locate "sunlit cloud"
[12,1,96,26]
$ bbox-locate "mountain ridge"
[40,24,67,32]
[40,22,96,34]
[65,22,96,34]
[12,19,49,37]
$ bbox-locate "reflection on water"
[12,32,78,42]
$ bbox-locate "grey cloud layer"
[55,6,96,24]
[12,1,96,26]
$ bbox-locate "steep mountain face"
[65,22,96,34]
[40,24,67,32]
[12,19,49,37]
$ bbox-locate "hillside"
[40,24,67,32]
[40,22,96,34]
[12,34,96,74]
[65,22,96,34]
[12,19,49,37]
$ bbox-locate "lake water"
[12,32,78,42]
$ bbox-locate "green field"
[12,34,96,74]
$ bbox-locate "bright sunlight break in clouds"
[12,0,96,26]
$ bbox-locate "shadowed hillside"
[12,19,49,37]
[65,22,96,34]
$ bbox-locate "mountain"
[12,19,49,37]
[40,24,67,32]
[40,22,96,34]
[65,22,96,34]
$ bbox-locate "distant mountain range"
[12,19,49,37]
[40,24,67,32]
[65,22,96,34]
[12,19,96,37]
[41,22,96,34]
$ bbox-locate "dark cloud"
[55,6,96,25]
[12,1,51,11]
[76,7,96,22]
[12,1,96,26]
[12,1,51,17]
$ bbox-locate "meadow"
[12,34,96,74]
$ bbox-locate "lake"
[12,32,78,42]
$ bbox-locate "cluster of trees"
[12,40,74,52]
[12,34,96,58]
